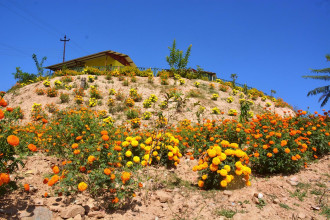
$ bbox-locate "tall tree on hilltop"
[166,39,192,70]
[302,54,330,107]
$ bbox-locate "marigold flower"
[71,143,78,149]
[280,140,287,147]
[88,155,96,163]
[0,109,4,119]
[224,165,231,172]
[52,166,60,174]
[131,140,139,147]
[284,148,290,154]
[202,175,207,180]
[28,144,37,152]
[104,168,111,175]
[273,148,278,154]
[219,169,227,176]
[121,171,131,184]
[212,157,221,165]
[207,149,217,158]
[78,182,88,192]
[102,135,109,141]
[133,156,140,163]
[267,153,272,157]
[220,180,227,187]
[7,135,19,146]
[24,184,30,191]
[0,173,10,184]
[198,180,204,188]
[125,150,132,157]
[112,197,119,204]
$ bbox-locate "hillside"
[4,74,295,126]
[0,72,328,220]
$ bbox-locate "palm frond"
[307,85,329,97]
[302,75,330,81]
[311,67,330,74]
[320,92,330,107]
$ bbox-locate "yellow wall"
[84,56,124,67]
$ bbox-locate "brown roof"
[45,50,136,70]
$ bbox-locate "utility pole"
[60,35,70,62]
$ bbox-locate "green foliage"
[302,54,330,107]
[166,39,192,72]
[32,53,47,77]
[230,74,238,88]
[60,93,70,103]
[12,67,37,84]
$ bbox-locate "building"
[45,50,136,71]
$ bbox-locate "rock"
[60,205,85,219]
[49,206,62,212]
[273,198,280,204]
[287,180,299,186]
[0,207,17,215]
[290,176,298,182]
[257,193,263,199]
[298,213,306,219]
[311,205,320,210]
[219,217,225,220]
[156,191,173,203]
[253,197,260,204]
[155,217,159,220]
[25,170,35,175]
[21,207,53,220]
[19,211,32,218]
[223,190,233,196]
[87,211,105,218]
[34,199,44,206]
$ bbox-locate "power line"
[60,35,70,62]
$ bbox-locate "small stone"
[223,190,233,196]
[287,180,299,186]
[21,207,52,220]
[257,193,263,199]
[253,197,260,204]
[290,176,298,182]
[34,198,44,206]
[311,205,320,210]
[156,191,173,203]
[49,206,62,212]
[87,211,105,218]
[273,198,280,204]
[60,205,85,219]
[155,217,159,220]
[25,170,35,175]
[298,213,306,219]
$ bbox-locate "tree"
[302,54,330,107]
[230,73,238,88]
[32,53,47,77]
[12,67,37,83]
[166,39,192,71]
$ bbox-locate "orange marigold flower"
[24,184,30,191]
[102,135,109,141]
[52,166,60,174]
[71,143,79,149]
[78,182,88,192]
[104,168,111,175]
[273,148,279,154]
[0,109,4,119]
[76,136,83,141]
[0,173,10,184]
[280,140,287,147]
[121,171,131,184]
[267,153,272,157]
[284,148,290,154]
[112,197,119,204]
[7,135,19,146]
[73,150,80,155]
[198,180,204,188]
[44,192,48,197]
[291,156,297,161]
[101,130,108,136]
[87,155,96,163]
[28,144,37,152]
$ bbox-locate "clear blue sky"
[1,0,329,112]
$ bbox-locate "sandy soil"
[4,75,295,127]
[0,154,328,220]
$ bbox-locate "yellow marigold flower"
[125,150,132,157]
[153,151,158,156]
[220,180,227,187]
[168,152,174,157]
[209,163,218,172]
[207,149,217,158]
[141,160,147,166]
[78,182,88,192]
[144,154,150,161]
[131,140,139,147]
[126,161,133,167]
[221,140,230,147]
[122,141,130,147]
[126,136,133,142]
[212,157,221,165]
[133,156,140,163]
[224,165,231,172]
[140,143,145,149]
[202,175,207,180]
[225,175,231,183]
[145,137,152,145]
[230,143,238,148]
[220,153,227,161]
[235,169,243,176]
[235,150,244,157]
[235,161,243,169]
[219,169,227,176]
[246,181,251,186]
